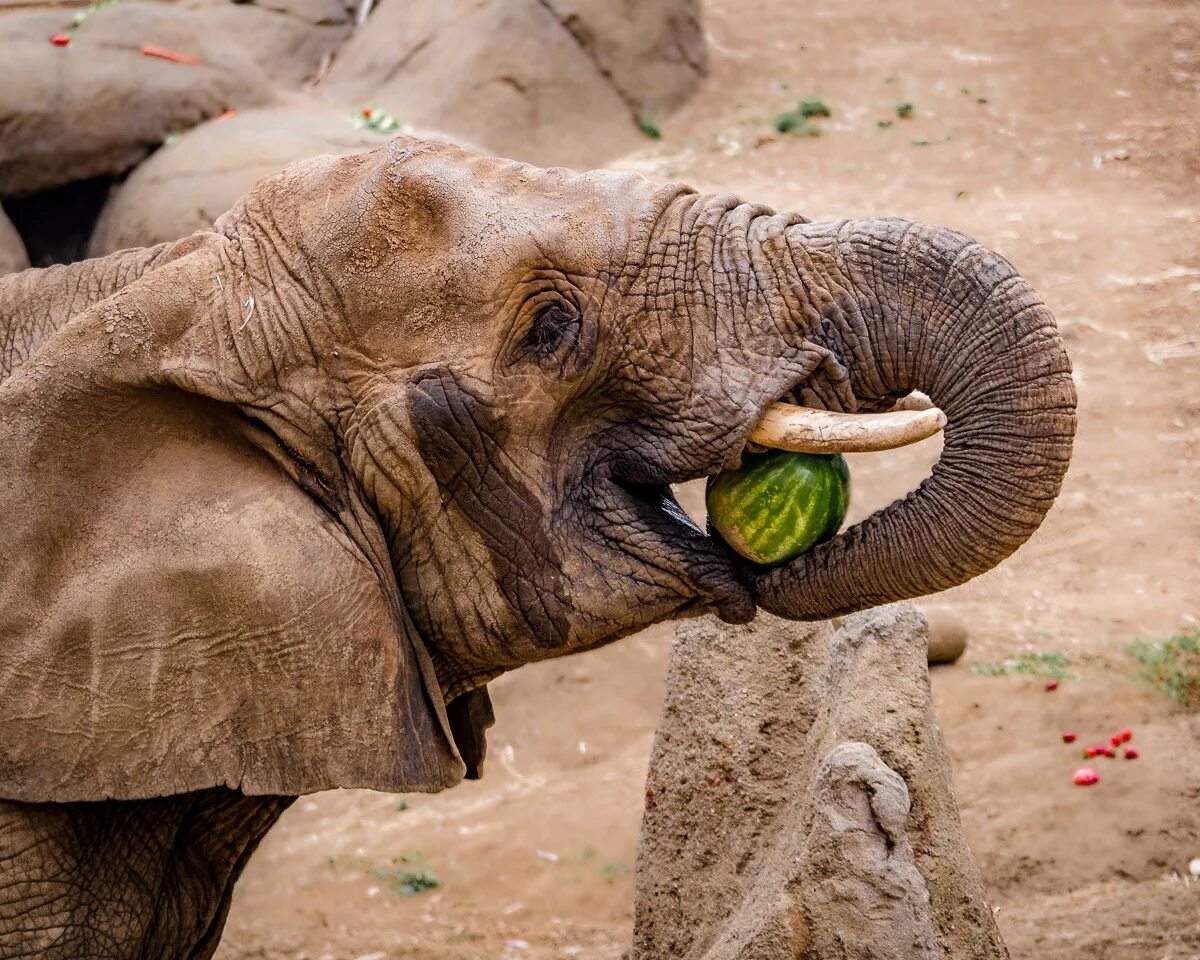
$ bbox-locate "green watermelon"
[706,450,850,566]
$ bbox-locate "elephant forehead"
[382,139,682,265]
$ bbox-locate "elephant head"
[0,139,1073,804]
[253,140,1073,679]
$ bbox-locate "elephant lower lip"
[618,480,754,622]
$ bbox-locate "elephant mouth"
[610,390,946,624]
[611,477,757,623]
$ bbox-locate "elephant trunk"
[750,218,1076,621]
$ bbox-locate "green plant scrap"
[71,0,120,28]
[393,868,440,895]
[774,97,831,136]
[350,105,401,134]
[599,861,631,884]
[636,114,662,139]
[1127,629,1200,708]
[369,863,441,895]
[971,650,1075,681]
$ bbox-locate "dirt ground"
[216,0,1200,956]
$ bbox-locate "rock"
[88,107,386,255]
[0,1,323,197]
[322,0,706,168]
[633,604,1007,960]
[925,608,969,664]
[0,208,29,276]
[89,107,477,255]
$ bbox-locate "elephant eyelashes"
[509,298,591,377]
[526,302,578,358]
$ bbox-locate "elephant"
[0,138,1075,957]
[0,209,28,276]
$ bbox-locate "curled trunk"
[752,219,1076,620]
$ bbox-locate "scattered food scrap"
[350,105,401,134]
[141,45,202,65]
[71,0,120,28]
[1073,768,1099,786]
[774,97,831,136]
[636,114,662,139]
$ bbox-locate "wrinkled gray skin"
[0,140,1075,957]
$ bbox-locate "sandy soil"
[216,0,1200,956]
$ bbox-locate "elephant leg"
[0,788,294,959]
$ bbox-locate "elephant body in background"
[0,209,27,277]
[0,139,1074,957]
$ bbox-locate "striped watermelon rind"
[705,451,850,566]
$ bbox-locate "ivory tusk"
[748,401,947,454]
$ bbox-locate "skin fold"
[0,138,1075,957]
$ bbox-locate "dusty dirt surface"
[217,0,1200,956]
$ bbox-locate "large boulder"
[634,605,1007,960]
[0,208,29,275]
[0,0,354,197]
[323,0,706,168]
[88,106,394,254]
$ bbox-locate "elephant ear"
[0,241,469,803]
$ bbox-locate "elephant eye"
[509,297,588,375]
[527,301,579,356]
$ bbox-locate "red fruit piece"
[50,32,71,46]
[1102,747,1116,758]
[1124,748,1139,760]
[1073,768,1099,786]
[1045,679,1059,691]
[1062,732,1077,744]
[1120,728,1133,743]
[1084,746,1100,758]
[1110,735,1122,748]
